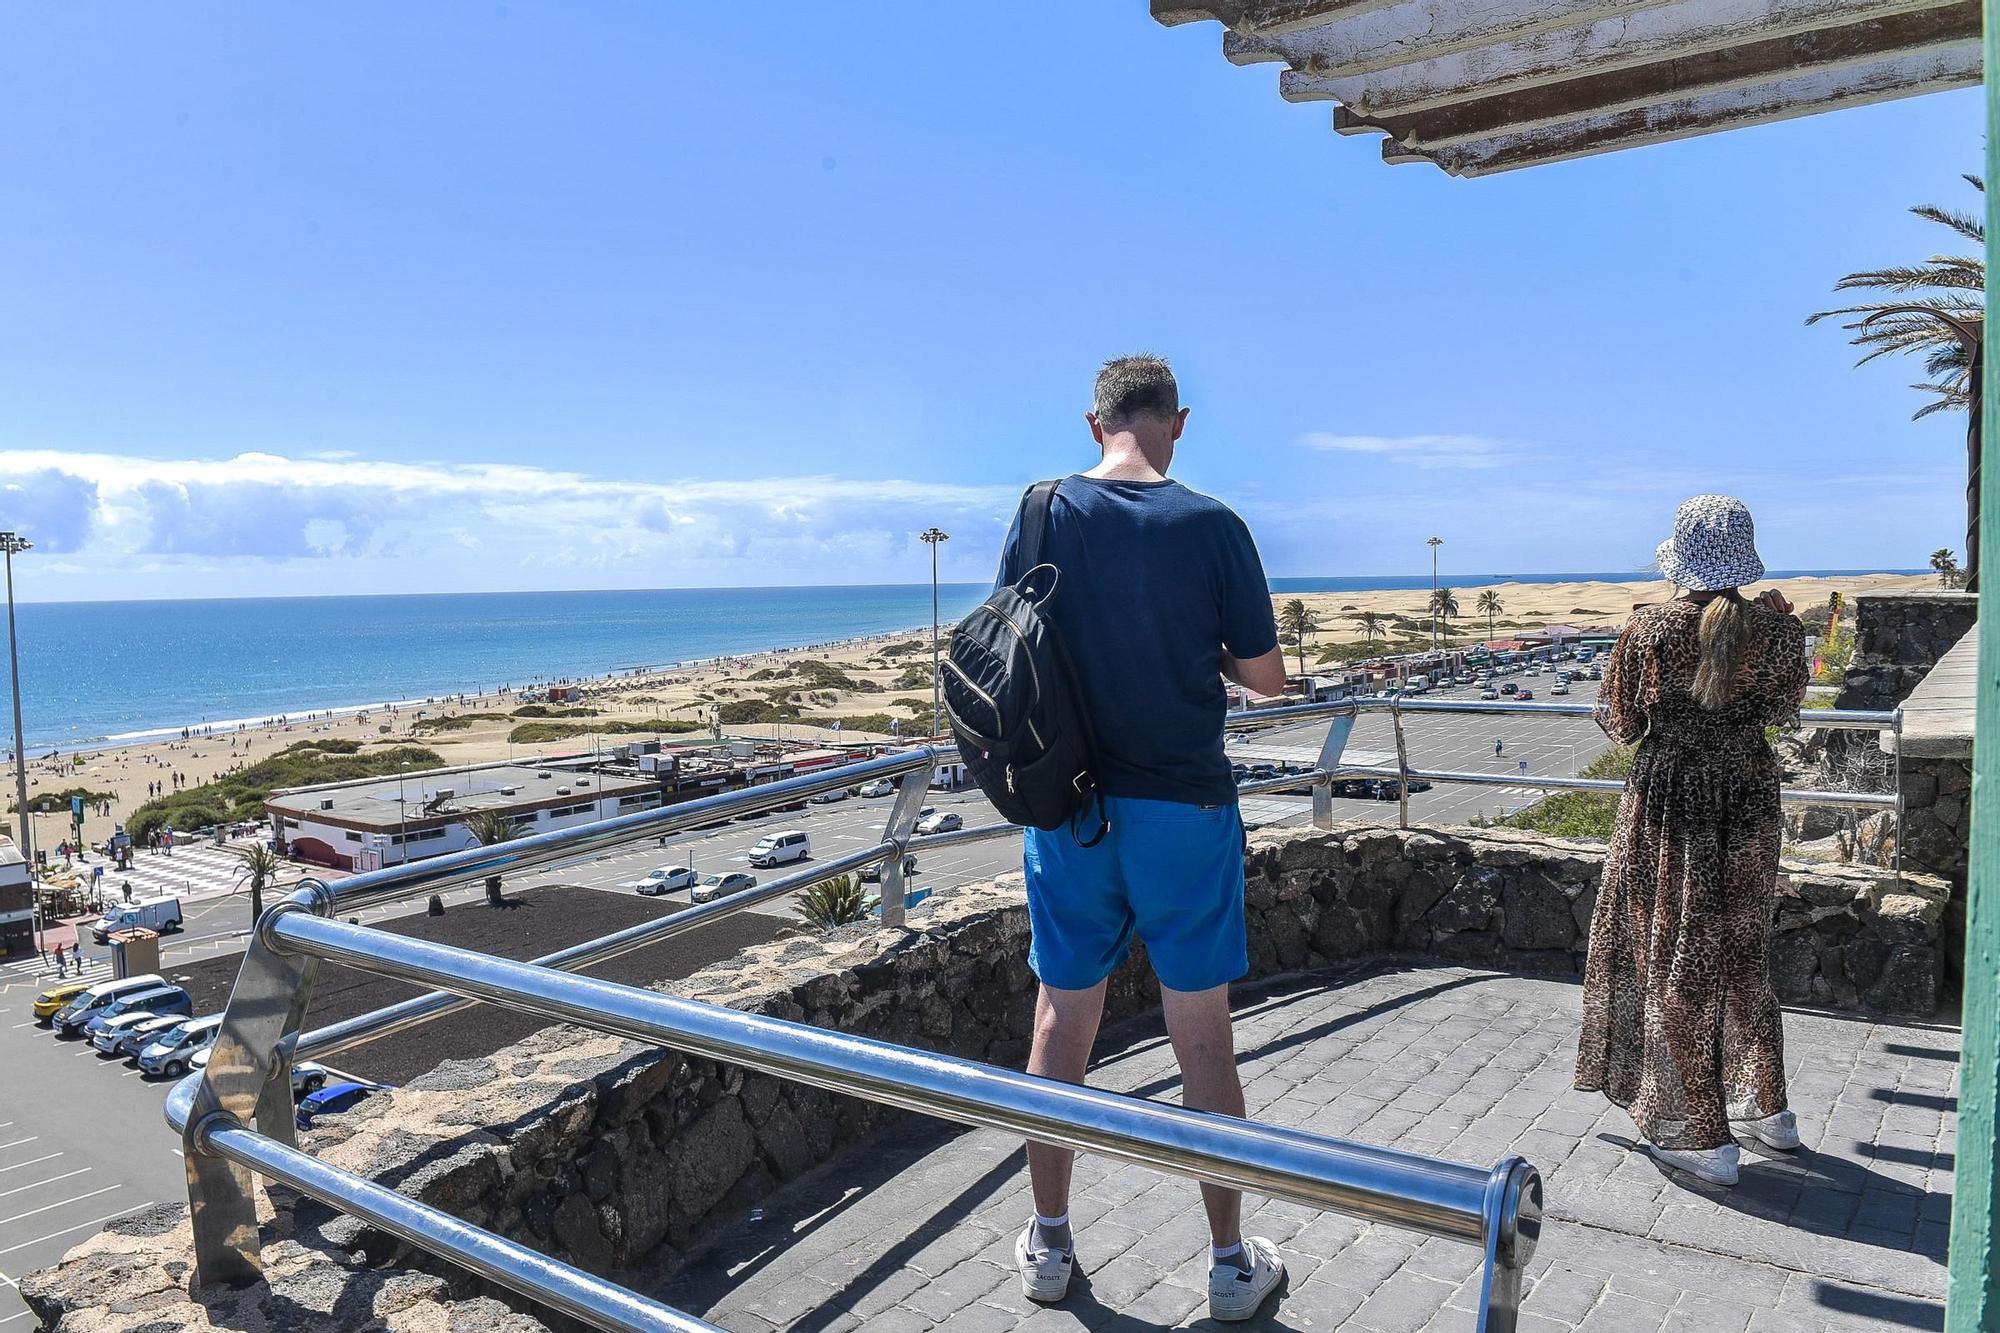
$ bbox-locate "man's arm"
[1223,645,1287,699]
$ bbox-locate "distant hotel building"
[266,744,860,871]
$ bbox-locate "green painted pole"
[1945,14,2000,1325]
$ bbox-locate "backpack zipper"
[940,659,1001,737]
[974,605,1047,750]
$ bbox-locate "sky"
[0,3,1982,603]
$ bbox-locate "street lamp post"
[920,528,949,736]
[1427,536,1443,655]
[0,534,32,949]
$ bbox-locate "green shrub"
[411,712,512,733]
[880,639,926,658]
[511,704,601,718]
[799,713,899,734]
[794,874,870,930]
[10,786,115,815]
[125,741,443,841]
[508,718,703,744]
[1493,746,1635,841]
[718,699,799,725]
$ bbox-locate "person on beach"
[1575,496,1807,1186]
[996,355,1289,1322]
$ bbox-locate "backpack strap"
[1018,479,1061,572]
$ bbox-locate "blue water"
[12,570,1916,753]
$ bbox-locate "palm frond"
[1910,203,1984,244]
[1828,264,1983,294]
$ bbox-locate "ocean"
[14,570,1912,753]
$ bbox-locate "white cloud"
[0,450,1022,599]
[1295,433,1527,470]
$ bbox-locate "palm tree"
[462,810,524,907]
[224,842,283,929]
[1277,599,1319,685]
[1430,587,1460,645]
[1809,175,1984,589]
[794,873,869,930]
[1931,548,1962,588]
[1476,589,1504,645]
[1355,611,1387,651]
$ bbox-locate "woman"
[1575,495,1809,1186]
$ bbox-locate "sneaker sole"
[1021,1273,1071,1303]
[1209,1283,1281,1322]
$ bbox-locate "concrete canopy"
[1153,0,1980,175]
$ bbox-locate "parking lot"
[0,671,1616,1323]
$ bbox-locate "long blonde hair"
[1692,590,1751,709]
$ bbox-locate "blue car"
[295,1080,387,1130]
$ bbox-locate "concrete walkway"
[656,965,1954,1332]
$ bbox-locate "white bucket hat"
[1655,495,1765,592]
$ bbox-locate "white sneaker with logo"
[1651,1141,1740,1185]
[1014,1221,1073,1303]
[1734,1109,1800,1151]
[1208,1236,1286,1322]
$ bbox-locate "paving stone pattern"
[660,966,1955,1333]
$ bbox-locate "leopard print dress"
[1574,596,1809,1150]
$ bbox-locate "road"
[0,666,1611,1323]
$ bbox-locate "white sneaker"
[1014,1221,1073,1303]
[1208,1236,1285,1322]
[1651,1142,1739,1185]
[1734,1110,1800,1151]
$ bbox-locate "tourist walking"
[1575,496,1808,1186]
[991,356,1289,1321]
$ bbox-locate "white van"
[748,830,810,868]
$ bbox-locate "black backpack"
[941,480,1109,845]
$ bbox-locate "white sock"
[1212,1241,1251,1272]
[1032,1212,1072,1253]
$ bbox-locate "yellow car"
[32,979,93,1023]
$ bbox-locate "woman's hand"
[1757,588,1794,614]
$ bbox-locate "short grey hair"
[1092,355,1179,429]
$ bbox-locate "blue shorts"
[1022,795,1248,993]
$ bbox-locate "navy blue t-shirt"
[995,475,1278,806]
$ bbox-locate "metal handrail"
[173,907,1541,1330]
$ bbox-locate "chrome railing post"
[1475,1157,1543,1333]
[878,754,936,928]
[1310,706,1356,830]
[184,887,327,1285]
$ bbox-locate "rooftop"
[266,763,656,829]
[1155,0,1980,177]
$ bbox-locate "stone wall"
[21,824,1950,1333]
[1832,590,1977,712]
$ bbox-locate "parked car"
[139,1015,224,1078]
[1515,688,1535,701]
[858,779,894,798]
[84,985,192,1040]
[1455,675,1476,686]
[1244,763,1279,782]
[748,831,810,868]
[626,865,698,896]
[296,1079,391,1131]
[1550,683,1570,696]
[859,854,918,884]
[1499,682,1518,696]
[187,1046,329,1095]
[692,871,758,904]
[1479,689,1500,701]
[51,974,169,1037]
[92,896,184,944]
[93,1011,184,1058]
[32,979,92,1024]
[914,809,963,836]
[808,789,847,804]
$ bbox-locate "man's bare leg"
[1160,981,1247,1249]
[1025,979,1108,1231]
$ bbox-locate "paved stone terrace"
[656,965,1956,1333]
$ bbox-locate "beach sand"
[20,571,1933,854]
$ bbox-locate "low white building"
[267,764,663,871]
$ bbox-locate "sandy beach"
[18,571,1933,857]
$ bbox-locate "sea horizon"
[14,569,1920,754]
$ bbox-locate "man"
[994,355,1289,1322]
